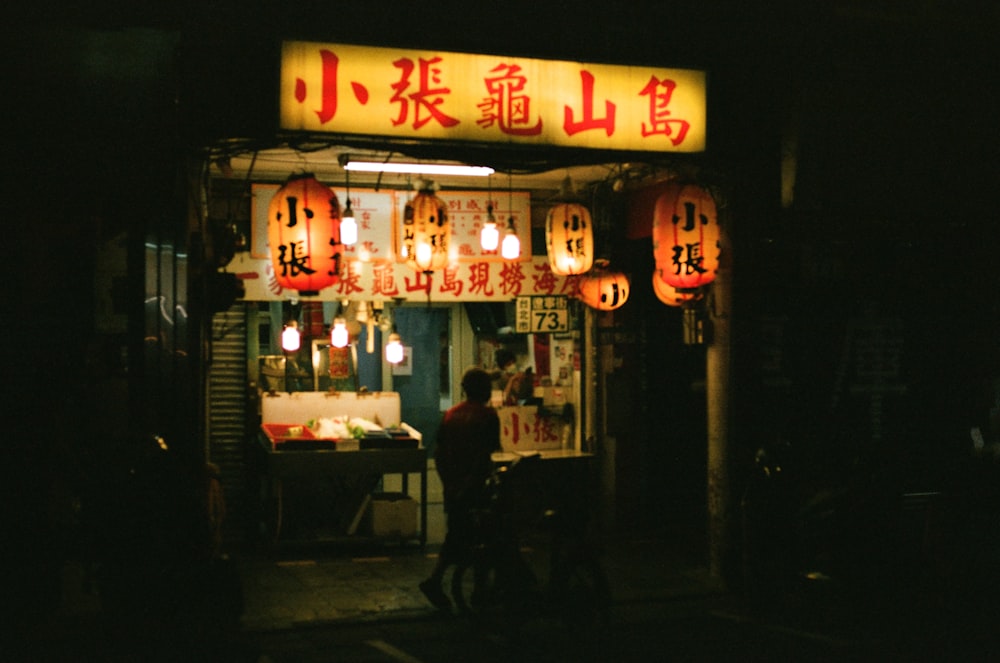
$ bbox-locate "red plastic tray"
[261,423,316,443]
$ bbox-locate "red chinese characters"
[288,45,698,146]
[370,263,400,298]
[335,262,365,298]
[564,70,616,136]
[390,56,461,129]
[467,262,495,297]
[477,63,543,136]
[295,49,370,125]
[639,76,691,146]
[498,262,526,297]
[438,265,464,297]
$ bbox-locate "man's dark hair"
[461,367,492,403]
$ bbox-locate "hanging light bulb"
[330,317,349,348]
[385,330,404,364]
[480,175,499,251]
[404,182,450,273]
[501,216,520,259]
[340,165,358,246]
[281,320,300,352]
[481,205,499,251]
[340,203,357,247]
[414,241,434,270]
[500,171,520,259]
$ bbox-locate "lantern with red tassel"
[653,183,720,289]
[268,173,343,295]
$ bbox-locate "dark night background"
[3,0,999,651]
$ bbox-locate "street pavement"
[16,470,1000,662]
[25,516,993,663]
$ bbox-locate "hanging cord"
[487,171,494,217]
[507,170,515,233]
[374,152,394,192]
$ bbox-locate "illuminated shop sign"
[226,251,579,303]
[280,41,707,153]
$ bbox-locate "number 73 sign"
[516,296,569,334]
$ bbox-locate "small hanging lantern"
[651,272,704,307]
[578,261,630,311]
[402,183,451,272]
[545,202,594,275]
[267,173,343,295]
[652,183,720,289]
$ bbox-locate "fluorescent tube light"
[343,160,494,177]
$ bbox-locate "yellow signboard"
[280,41,706,153]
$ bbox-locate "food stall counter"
[253,391,426,548]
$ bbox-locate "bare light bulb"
[340,205,358,246]
[414,242,433,270]
[281,321,300,352]
[501,227,520,260]
[330,318,348,348]
[481,205,499,251]
[385,332,404,364]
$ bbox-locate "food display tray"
[260,424,417,451]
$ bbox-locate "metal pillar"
[706,223,733,582]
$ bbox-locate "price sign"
[515,296,569,334]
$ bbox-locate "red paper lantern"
[578,267,630,311]
[653,183,720,289]
[651,272,703,307]
[402,187,451,272]
[545,202,594,275]
[268,174,343,295]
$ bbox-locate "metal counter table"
[492,449,594,463]
[254,434,427,548]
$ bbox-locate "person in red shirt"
[420,367,500,612]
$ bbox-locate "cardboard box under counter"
[367,492,418,538]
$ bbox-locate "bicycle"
[448,454,613,637]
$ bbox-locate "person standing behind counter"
[491,349,534,406]
[490,349,517,397]
[420,367,501,611]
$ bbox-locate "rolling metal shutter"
[208,304,248,543]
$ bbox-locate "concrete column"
[706,222,733,582]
